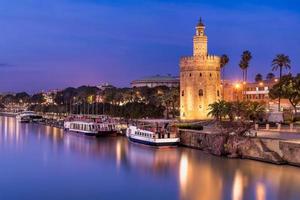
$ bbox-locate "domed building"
[131,75,179,88]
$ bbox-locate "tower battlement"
[181,54,220,61]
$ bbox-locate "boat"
[16,111,43,123]
[64,116,117,136]
[126,121,180,147]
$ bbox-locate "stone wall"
[179,129,300,166]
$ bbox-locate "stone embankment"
[179,129,300,166]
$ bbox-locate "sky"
[0,0,299,93]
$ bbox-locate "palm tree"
[246,101,266,123]
[272,54,291,79]
[220,54,229,79]
[208,100,228,121]
[255,73,263,83]
[272,54,291,111]
[266,72,275,81]
[239,50,252,82]
[220,55,229,99]
[232,101,247,120]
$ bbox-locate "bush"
[177,123,203,131]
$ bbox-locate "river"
[0,116,300,200]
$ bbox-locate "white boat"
[126,122,180,147]
[64,120,117,136]
[16,111,43,123]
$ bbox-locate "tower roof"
[197,18,205,27]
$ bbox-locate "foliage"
[266,72,275,81]
[220,54,229,69]
[31,93,45,104]
[177,123,203,130]
[246,101,266,122]
[208,100,229,121]
[272,54,291,78]
[239,50,252,82]
[208,100,266,122]
[22,85,179,119]
[271,54,291,111]
[269,74,300,117]
[255,73,263,82]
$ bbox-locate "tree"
[15,92,30,103]
[271,54,291,111]
[220,54,229,99]
[231,101,248,120]
[266,73,275,81]
[239,50,252,82]
[255,73,263,83]
[246,101,266,123]
[220,54,229,80]
[269,74,300,119]
[208,100,228,121]
[30,93,45,104]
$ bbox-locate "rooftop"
[132,75,179,83]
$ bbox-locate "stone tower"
[180,18,221,120]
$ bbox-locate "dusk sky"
[0,0,299,93]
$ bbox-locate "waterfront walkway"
[257,130,300,140]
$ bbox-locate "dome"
[197,18,205,27]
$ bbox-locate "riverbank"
[0,112,65,129]
[179,129,300,166]
[2,111,300,166]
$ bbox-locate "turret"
[193,18,208,56]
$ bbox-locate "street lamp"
[234,83,241,101]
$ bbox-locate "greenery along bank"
[0,86,179,119]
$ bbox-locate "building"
[96,83,115,91]
[180,19,221,120]
[131,75,179,88]
[222,80,243,102]
[243,79,294,111]
[223,78,297,112]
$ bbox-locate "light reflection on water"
[0,116,300,200]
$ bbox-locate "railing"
[255,123,300,133]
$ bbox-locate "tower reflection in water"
[1,116,300,200]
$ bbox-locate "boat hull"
[66,129,117,137]
[128,136,179,147]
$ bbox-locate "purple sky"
[0,0,299,93]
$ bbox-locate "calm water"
[1,116,300,200]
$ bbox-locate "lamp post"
[234,83,241,101]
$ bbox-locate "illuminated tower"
[180,18,221,120]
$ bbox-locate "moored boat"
[64,116,117,136]
[126,121,180,147]
[16,111,43,123]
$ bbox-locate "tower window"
[210,73,212,77]
[200,73,202,77]
[181,90,184,97]
[217,90,220,97]
[189,73,192,77]
[199,89,204,96]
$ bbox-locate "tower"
[180,18,221,120]
[193,18,207,56]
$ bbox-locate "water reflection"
[1,116,300,200]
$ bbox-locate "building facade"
[180,19,221,120]
[131,75,179,88]
[223,79,299,112]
